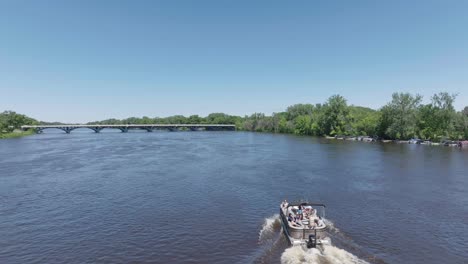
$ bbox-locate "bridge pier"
[21,124,236,134]
[91,127,103,133]
[62,127,74,134]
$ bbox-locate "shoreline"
[2,129,466,148]
[324,136,465,147]
[0,130,35,139]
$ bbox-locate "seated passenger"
[314,219,319,227]
[288,213,300,227]
[310,208,317,217]
[297,206,303,220]
[317,217,325,227]
[287,213,294,222]
[308,218,317,229]
[294,214,299,222]
[308,215,316,227]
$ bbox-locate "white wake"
[280,245,369,264]
[258,214,281,243]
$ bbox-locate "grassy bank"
[0,130,35,139]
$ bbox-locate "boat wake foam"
[258,214,281,243]
[279,218,373,264]
[280,245,369,264]
[247,214,286,263]
[252,216,375,264]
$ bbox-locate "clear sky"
[1,0,467,123]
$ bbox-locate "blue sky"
[1,0,467,123]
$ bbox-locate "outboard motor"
[307,234,316,248]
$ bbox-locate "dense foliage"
[88,113,244,127]
[86,92,467,141]
[0,111,38,133]
[239,92,467,141]
[2,92,468,141]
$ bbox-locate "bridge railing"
[21,124,236,128]
[20,124,236,133]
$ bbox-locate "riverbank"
[325,135,466,147]
[0,130,34,139]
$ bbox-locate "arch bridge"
[21,124,236,134]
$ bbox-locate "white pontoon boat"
[279,201,330,248]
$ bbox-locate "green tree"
[416,104,438,140]
[0,111,38,134]
[242,113,265,131]
[294,115,313,135]
[348,106,379,136]
[0,117,7,133]
[383,93,422,139]
[205,113,237,124]
[431,92,457,138]
[453,113,468,140]
[286,104,315,120]
[7,91,465,140]
[463,106,468,116]
[188,115,201,124]
[319,95,350,136]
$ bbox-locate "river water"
[0,131,467,264]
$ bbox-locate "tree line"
[87,92,468,141]
[2,92,468,141]
[240,92,468,141]
[0,111,38,133]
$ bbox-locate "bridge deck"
[22,124,235,128]
[21,124,236,133]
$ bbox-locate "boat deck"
[279,202,330,247]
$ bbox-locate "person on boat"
[309,208,317,218]
[294,214,300,222]
[314,219,320,227]
[288,213,300,227]
[304,207,311,215]
[317,216,325,227]
[308,214,316,228]
[297,206,303,220]
[308,218,317,229]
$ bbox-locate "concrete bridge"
[21,124,236,133]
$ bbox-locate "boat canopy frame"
[287,202,326,208]
[285,202,326,218]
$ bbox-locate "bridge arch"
[35,127,76,134]
[21,124,236,134]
